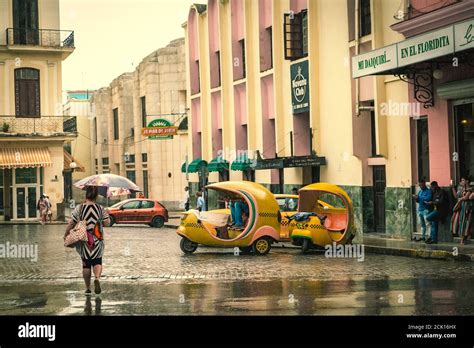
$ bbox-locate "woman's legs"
[93,264,102,279]
[83,267,92,290]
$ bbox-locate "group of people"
[414,178,472,245]
[36,194,52,225]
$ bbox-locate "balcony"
[0,116,77,138]
[391,0,474,37]
[408,0,460,19]
[5,28,75,57]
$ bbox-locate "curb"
[363,245,473,262]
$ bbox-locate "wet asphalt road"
[0,224,474,315]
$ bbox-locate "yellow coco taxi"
[177,181,281,255]
[287,183,356,253]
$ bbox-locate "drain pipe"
[355,0,360,116]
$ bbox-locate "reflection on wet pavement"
[1,277,473,315]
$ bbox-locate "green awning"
[182,158,207,173]
[231,155,253,171]
[208,157,229,172]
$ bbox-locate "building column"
[3,169,12,221]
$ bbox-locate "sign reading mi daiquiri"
[352,18,474,78]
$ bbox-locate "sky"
[60,0,199,92]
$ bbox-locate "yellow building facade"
[183,0,415,237]
[0,0,75,221]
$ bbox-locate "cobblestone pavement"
[1,225,474,315]
[1,224,474,282]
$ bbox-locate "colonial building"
[352,0,474,241]
[90,39,188,209]
[0,0,75,221]
[182,0,422,239]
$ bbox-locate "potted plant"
[2,122,9,133]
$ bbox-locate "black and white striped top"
[71,202,109,260]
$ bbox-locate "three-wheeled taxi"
[177,181,281,255]
[288,183,356,253]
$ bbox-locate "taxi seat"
[324,213,347,232]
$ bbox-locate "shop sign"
[352,45,398,78]
[352,19,474,78]
[254,158,284,170]
[455,18,474,52]
[397,26,454,67]
[284,155,326,168]
[142,119,177,140]
[291,60,310,114]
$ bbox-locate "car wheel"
[109,215,115,227]
[252,237,271,256]
[152,216,165,228]
[180,238,198,254]
[301,238,311,254]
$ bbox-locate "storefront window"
[454,102,474,181]
[15,168,37,184]
[0,170,3,216]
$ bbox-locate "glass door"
[27,187,37,219]
[16,187,26,219]
[454,101,474,181]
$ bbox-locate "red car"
[107,199,168,228]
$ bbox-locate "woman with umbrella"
[64,174,139,295]
[64,186,110,295]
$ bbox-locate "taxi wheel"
[180,238,198,254]
[252,237,271,256]
[301,239,311,254]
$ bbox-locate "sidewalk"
[165,213,474,262]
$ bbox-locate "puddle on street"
[1,277,473,315]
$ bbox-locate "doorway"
[373,165,386,232]
[15,186,37,219]
[453,100,474,181]
[13,0,39,45]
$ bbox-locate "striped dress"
[71,202,109,260]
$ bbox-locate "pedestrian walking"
[37,194,49,225]
[44,194,52,223]
[412,179,432,242]
[424,181,449,244]
[64,186,111,295]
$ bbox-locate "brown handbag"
[64,205,88,248]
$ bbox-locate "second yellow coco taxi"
[286,183,356,253]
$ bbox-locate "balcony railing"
[408,0,460,19]
[6,28,74,48]
[0,116,77,135]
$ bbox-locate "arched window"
[15,68,40,117]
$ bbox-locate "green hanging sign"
[142,118,177,140]
[291,60,310,114]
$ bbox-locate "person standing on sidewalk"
[183,186,190,211]
[424,181,449,244]
[458,186,474,245]
[412,180,432,242]
[450,177,469,237]
[196,191,206,212]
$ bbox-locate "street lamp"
[70,161,77,172]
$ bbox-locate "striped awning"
[64,151,85,172]
[0,147,52,169]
